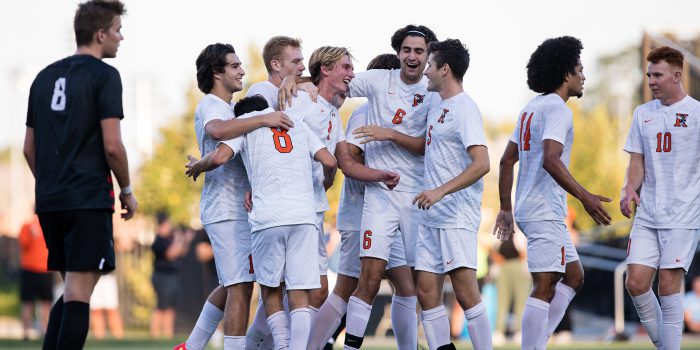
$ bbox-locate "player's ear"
[271,59,281,73]
[94,28,106,44]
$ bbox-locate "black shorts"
[152,271,179,309]
[20,269,54,302]
[38,209,115,272]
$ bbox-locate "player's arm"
[184,143,235,182]
[278,76,314,110]
[22,127,36,177]
[494,141,519,241]
[620,152,644,219]
[413,145,489,210]
[313,148,338,190]
[353,125,426,156]
[205,112,293,141]
[336,141,400,189]
[542,139,612,225]
[101,118,138,220]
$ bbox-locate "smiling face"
[277,46,305,79]
[398,35,429,84]
[218,53,245,93]
[100,16,123,58]
[424,53,444,92]
[323,54,355,95]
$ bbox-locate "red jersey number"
[271,128,293,153]
[656,132,671,153]
[362,230,372,250]
[519,112,534,151]
[392,109,406,124]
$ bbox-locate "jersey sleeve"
[246,83,278,110]
[347,70,385,98]
[219,135,244,155]
[97,66,124,120]
[542,106,573,145]
[458,103,487,149]
[302,122,326,157]
[623,107,644,154]
[201,99,234,129]
[345,106,366,150]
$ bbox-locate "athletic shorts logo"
[674,113,688,127]
[446,258,454,265]
[676,257,683,263]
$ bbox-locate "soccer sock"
[186,301,224,350]
[660,293,683,350]
[309,306,319,333]
[246,297,272,349]
[421,305,450,350]
[223,335,246,350]
[56,301,90,350]
[266,311,289,350]
[631,289,663,348]
[42,296,64,350]
[308,293,347,350]
[544,282,577,341]
[328,315,347,346]
[344,296,372,350]
[521,297,550,350]
[391,295,417,350]
[464,302,492,350]
[290,308,311,350]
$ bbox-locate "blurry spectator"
[684,276,700,333]
[150,212,193,339]
[18,214,53,340]
[89,273,124,339]
[491,232,530,345]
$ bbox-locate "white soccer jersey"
[511,93,574,223]
[246,81,279,110]
[348,69,438,192]
[623,95,700,229]
[193,94,251,225]
[422,92,487,230]
[337,103,368,231]
[285,92,345,213]
[222,107,324,232]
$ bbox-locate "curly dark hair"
[234,95,269,118]
[429,39,470,82]
[367,54,400,70]
[390,24,437,53]
[74,0,126,46]
[526,36,583,94]
[195,43,236,94]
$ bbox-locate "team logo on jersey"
[437,109,449,124]
[674,113,688,127]
[412,94,425,107]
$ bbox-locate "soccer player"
[186,94,336,349]
[413,39,491,350]
[22,1,137,349]
[175,43,295,350]
[493,36,611,350]
[621,46,700,350]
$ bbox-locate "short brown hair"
[74,0,126,46]
[647,46,684,69]
[262,36,302,73]
[309,46,352,85]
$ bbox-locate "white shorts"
[338,229,407,278]
[205,220,255,287]
[90,273,118,309]
[317,213,329,276]
[517,220,579,273]
[359,186,419,266]
[626,225,700,272]
[252,224,320,290]
[414,225,477,274]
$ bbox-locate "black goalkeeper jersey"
[26,54,124,213]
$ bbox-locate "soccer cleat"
[173,342,187,350]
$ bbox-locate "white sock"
[246,297,273,349]
[309,305,319,333]
[464,302,492,350]
[522,297,550,350]
[290,308,311,350]
[631,289,663,348]
[223,335,246,350]
[391,295,417,350]
[266,311,289,350]
[308,293,346,350]
[344,296,372,349]
[421,305,450,350]
[660,293,683,350]
[542,282,576,345]
[185,301,224,350]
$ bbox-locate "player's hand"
[278,75,298,110]
[619,186,640,219]
[380,171,400,190]
[412,188,445,210]
[581,191,613,226]
[297,82,318,103]
[118,192,138,220]
[185,155,202,182]
[261,111,294,130]
[493,209,515,241]
[244,191,253,212]
[353,125,394,144]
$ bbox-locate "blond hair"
[309,46,352,85]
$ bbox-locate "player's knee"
[416,285,438,308]
[625,275,651,296]
[563,273,584,292]
[531,274,559,301]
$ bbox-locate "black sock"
[42,296,64,350]
[344,333,364,349]
[57,301,90,350]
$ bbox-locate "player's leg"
[310,213,330,324]
[90,308,107,340]
[308,274,357,349]
[20,271,34,339]
[286,224,320,350]
[416,270,447,350]
[179,285,226,350]
[222,282,253,349]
